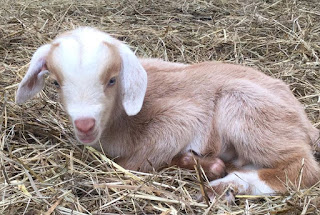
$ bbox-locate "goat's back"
[140,59,319,146]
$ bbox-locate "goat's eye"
[53,80,60,88]
[108,77,116,86]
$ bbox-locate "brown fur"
[46,43,64,85]
[100,42,122,85]
[98,60,320,191]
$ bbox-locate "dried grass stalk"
[1,0,320,214]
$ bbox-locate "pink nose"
[74,118,95,133]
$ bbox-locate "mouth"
[76,131,99,145]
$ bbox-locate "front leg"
[114,143,187,172]
[109,99,219,172]
[170,152,226,180]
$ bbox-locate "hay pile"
[1,0,320,214]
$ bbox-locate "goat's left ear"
[16,44,52,104]
[119,44,147,116]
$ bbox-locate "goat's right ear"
[16,44,51,104]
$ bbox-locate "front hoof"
[205,158,227,180]
[198,184,237,204]
[224,187,236,203]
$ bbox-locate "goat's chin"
[76,131,100,146]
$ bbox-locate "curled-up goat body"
[16,27,320,200]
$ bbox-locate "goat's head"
[16,27,147,145]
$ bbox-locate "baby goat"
[16,27,320,200]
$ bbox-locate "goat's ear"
[119,45,147,116]
[16,44,51,104]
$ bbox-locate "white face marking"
[50,28,118,144]
[209,170,275,195]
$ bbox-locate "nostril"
[74,118,95,133]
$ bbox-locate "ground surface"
[1,0,320,214]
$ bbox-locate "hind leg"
[209,153,320,201]
[211,80,320,201]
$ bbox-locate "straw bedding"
[1,0,320,214]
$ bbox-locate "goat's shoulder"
[139,58,187,73]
